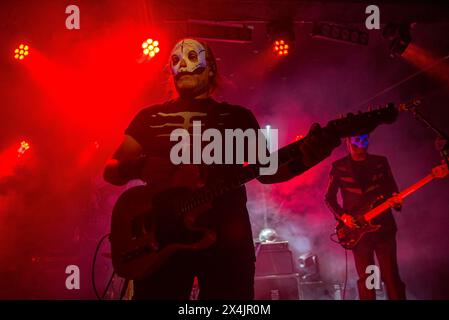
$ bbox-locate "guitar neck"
[179,140,303,212]
[364,172,435,221]
[179,103,399,213]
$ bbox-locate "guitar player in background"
[103,38,341,299]
[325,134,406,300]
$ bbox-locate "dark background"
[0,0,448,299]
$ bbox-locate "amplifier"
[255,241,295,276]
[254,274,300,300]
[299,281,336,300]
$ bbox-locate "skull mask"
[350,134,369,149]
[170,39,207,77]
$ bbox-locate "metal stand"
[406,103,449,167]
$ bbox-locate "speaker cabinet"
[255,241,295,276]
[254,274,300,300]
[299,281,336,300]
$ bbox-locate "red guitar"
[336,162,449,249]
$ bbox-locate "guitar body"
[111,167,217,280]
[336,220,381,250]
[334,162,449,249]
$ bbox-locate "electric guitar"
[110,103,404,280]
[336,162,449,250]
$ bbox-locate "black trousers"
[132,249,255,300]
[352,231,406,300]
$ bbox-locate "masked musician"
[325,134,406,300]
[104,38,340,299]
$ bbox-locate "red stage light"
[273,39,290,57]
[142,38,160,58]
[14,44,30,60]
[402,43,449,87]
[17,140,30,158]
[0,140,31,177]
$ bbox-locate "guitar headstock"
[431,162,449,179]
[327,103,398,138]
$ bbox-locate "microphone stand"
[406,103,449,167]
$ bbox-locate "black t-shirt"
[125,97,261,259]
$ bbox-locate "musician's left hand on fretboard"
[388,193,403,211]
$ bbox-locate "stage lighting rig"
[168,20,253,43]
[267,20,295,57]
[311,22,369,46]
[297,252,321,281]
[382,23,411,58]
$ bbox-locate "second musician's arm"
[324,166,345,220]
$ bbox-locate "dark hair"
[199,40,219,93]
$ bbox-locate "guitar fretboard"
[364,173,435,221]
[179,140,303,213]
[178,103,398,214]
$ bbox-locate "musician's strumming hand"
[432,161,449,179]
[341,213,358,229]
[300,123,341,168]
